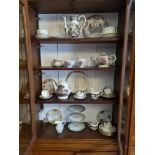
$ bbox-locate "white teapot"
[52,79,74,99]
[63,15,86,38]
[55,121,66,134]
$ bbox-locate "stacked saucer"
[36,29,50,39]
[67,105,86,132]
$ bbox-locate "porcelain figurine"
[63,15,86,38]
[52,79,74,99]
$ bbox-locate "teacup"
[64,60,75,68]
[103,86,113,95]
[75,90,86,98]
[53,59,64,67]
[91,91,102,99]
[41,90,50,98]
[37,29,49,36]
[88,121,99,130]
[78,59,87,68]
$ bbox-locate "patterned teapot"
[94,52,117,67]
[63,15,86,38]
[52,79,74,100]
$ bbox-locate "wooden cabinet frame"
[19,0,135,154]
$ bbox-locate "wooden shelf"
[28,0,124,14]
[31,36,121,44]
[38,122,116,139]
[35,122,118,152]
[33,66,115,71]
[36,94,116,104]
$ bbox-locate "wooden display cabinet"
[19,0,135,155]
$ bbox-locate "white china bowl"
[102,26,117,35]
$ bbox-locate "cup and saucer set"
[39,89,53,99]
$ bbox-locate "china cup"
[78,59,87,68]
[88,121,99,130]
[103,86,113,95]
[41,90,50,98]
[91,91,102,99]
[64,60,76,68]
[75,90,86,98]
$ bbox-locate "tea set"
[36,14,117,39]
[39,83,115,100]
[51,58,88,68]
[43,105,115,135]
[51,52,116,69]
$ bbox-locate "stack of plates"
[67,105,86,132]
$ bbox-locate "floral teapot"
[52,79,74,100]
[63,15,86,38]
[93,52,117,67]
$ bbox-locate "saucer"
[68,122,85,132]
[68,105,85,113]
[98,65,110,68]
[67,113,85,122]
[73,95,87,100]
[36,34,50,39]
[39,94,53,99]
[100,93,116,98]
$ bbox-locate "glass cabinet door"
[122,1,135,155]
[19,1,32,154]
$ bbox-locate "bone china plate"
[46,109,62,124]
[68,122,85,132]
[67,113,85,122]
[68,105,85,113]
[97,111,112,123]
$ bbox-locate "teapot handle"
[110,55,117,65]
[78,15,87,33]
